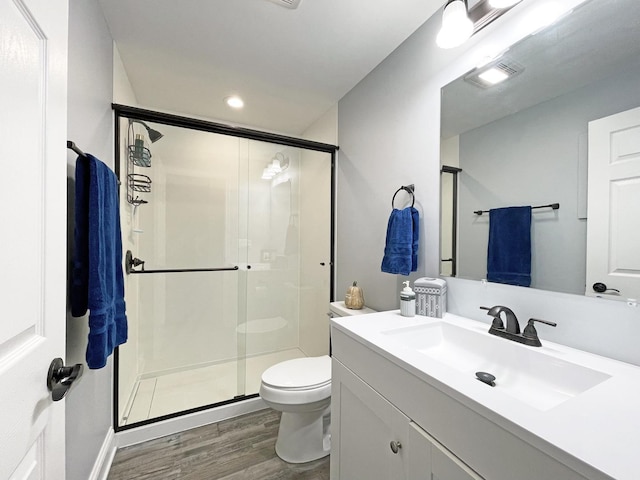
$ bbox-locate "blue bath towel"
[381,207,419,276]
[487,206,532,287]
[72,155,128,369]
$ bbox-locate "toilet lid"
[262,355,331,390]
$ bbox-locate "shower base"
[122,348,305,425]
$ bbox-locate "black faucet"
[480,306,557,347]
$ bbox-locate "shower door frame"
[112,104,338,432]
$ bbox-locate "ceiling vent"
[268,0,302,9]
[464,58,525,89]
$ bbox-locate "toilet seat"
[261,355,331,390]
[260,355,331,405]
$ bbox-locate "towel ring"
[392,184,415,209]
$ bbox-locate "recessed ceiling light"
[225,95,244,109]
[478,68,510,85]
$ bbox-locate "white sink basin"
[381,321,611,411]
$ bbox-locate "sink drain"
[475,371,496,387]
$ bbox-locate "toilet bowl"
[259,301,377,463]
[259,356,332,463]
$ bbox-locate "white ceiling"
[99,0,444,135]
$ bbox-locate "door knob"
[592,282,620,295]
[47,358,83,402]
[390,440,402,454]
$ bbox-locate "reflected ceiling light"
[225,95,244,109]
[464,57,524,88]
[489,0,521,8]
[478,67,509,85]
[436,0,473,49]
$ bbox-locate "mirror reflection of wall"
[440,0,640,297]
[440,136,461,277]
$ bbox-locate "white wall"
[66,2,115,479]
[334,0,640,366]
[337,8,454,311]
[303,104,338,145]
[299,105,337,355]
[457,63,640,294]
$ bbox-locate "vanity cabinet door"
[331,359,410,479]
[331,357,486,480]
[408,422,484,480]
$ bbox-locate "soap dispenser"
[400,281,415,317]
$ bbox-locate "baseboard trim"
[115,396,266,448]
[88,427,116,480]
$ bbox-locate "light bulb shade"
[269,159,282,173]
[436,0,473,49]
[488,0,520,8]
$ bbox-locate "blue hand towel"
[487,206,532,287]
[381,207,419,276]
[72,155,128,369]
[411,207,420,272]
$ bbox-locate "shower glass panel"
[115,112,333,428]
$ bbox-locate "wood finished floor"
[107,409,330,480]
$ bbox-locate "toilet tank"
[329,301,377,318]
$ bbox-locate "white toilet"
[259,301,377,463]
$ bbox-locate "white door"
[586,106,640,300]
[0,1,68,479]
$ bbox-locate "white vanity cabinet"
[330,319,605,480]
[331,358,483,480]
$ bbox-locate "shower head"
[130,119,164,143]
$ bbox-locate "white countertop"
[331,311,640,480]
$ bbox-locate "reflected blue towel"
[381,207,419,276]
[72,155,128,369]
[487,206,532,287]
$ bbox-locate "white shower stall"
[115,109,334,427]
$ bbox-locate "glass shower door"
[240,140,333,396]
[115,111,335,428]
[117,119,247,426]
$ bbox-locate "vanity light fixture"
[436,0,474,49]
[268,158,282,174]
[436,0,524,49]
[225,95,244,109]
[261,152,289,181]
[261,168,275,180]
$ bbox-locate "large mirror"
[440,0,640,299]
